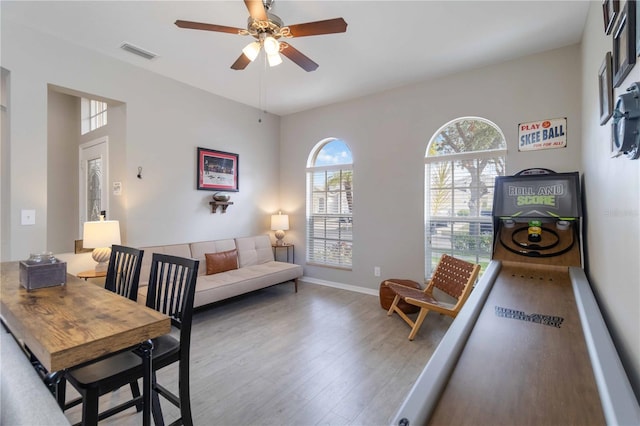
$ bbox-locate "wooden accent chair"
[386,254,480,341]
[63,253,199,426]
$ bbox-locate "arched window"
[425,117,506,278]
[306,139,353,268]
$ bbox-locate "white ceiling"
[2,1,591,116]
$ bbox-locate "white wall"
[1,19,281,260]
[280,44,582,289]
[581,2,640,396]
[46,90,79,253]
[0,68,9,259]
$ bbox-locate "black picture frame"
[603,0,620,35]
[612,1,636,88]
[196,147,239,192]
[599,51,614,125]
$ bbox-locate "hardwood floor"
[64,281,452,425]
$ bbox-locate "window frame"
[81,98,108,135]
[424,118,506,279]
[306,140,353,270]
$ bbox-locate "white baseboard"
[300,276,379,297]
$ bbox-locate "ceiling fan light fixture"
[267,51,283,67]
[242,41,261,61]
[263,36,280,55]
[175,2,347,72]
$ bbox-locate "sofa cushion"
[190,239,236,276]
[190,261,302,308]
[138,244,192,287]
[205,249,238,275]
[137,261,302,308]
[235,235,274,268]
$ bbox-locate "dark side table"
[272,243,294,263]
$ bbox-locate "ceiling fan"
[175,0,347,72]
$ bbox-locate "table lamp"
[271,212,289,246]
[83,216,121,272]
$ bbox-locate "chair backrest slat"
[105,245,144,302]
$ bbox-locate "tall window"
[425,117,506,278]
[306,139,353,269]
[81,98,108,135]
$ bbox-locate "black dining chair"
[105,244,145,301]
[62,253,199,426]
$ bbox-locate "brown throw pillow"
[205,249,238,275]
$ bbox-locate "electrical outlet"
[374,266,381,277]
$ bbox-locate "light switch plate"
[21,209,36,225]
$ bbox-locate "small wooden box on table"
[19,259,67,290]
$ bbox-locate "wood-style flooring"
[64,281,452,425]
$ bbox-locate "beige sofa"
[137,235,303,309]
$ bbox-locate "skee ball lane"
[429,219,604,425]
[392,171,640,425]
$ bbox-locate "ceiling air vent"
[120,42,157,60]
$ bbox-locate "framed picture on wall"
[612,0,636,87]
[197,147,239,192]
[603,0,619,35]
[599,51,614,125]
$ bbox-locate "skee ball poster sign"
[518,117,567,151]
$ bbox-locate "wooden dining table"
[0,261,171,426]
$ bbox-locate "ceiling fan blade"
[244,0,268,21]
[280,43,319,72]
[231,53,251,70]
[287,18,347,37]
[175,20,244,35]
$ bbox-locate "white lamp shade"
[271,214,289,231]
[267,52,282,67]
[263,36,279,55]
[242,41,261,61]
[83,220,121,248]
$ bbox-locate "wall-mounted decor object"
[612,0,636,88]
[599,51,614,125]
[209,192,233,213]
[603,0,619,35]
[518,118,567,152]
[197,147,239,192]
[611,81,640,159]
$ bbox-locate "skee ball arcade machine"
[392,170,640,425]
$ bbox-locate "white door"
[79,137,109,234]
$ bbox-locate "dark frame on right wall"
[603,0,619,35]
[599,51,614,125]
[612,0,636,88]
